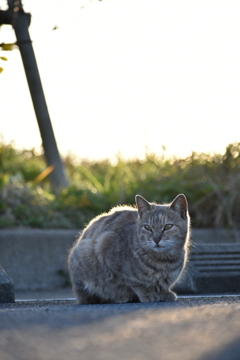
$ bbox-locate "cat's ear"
[135,195,151,217]
[170,194,188,218]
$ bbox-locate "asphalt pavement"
[1,295,240,360]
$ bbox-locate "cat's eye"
[164,224,173,230]
[144,224,152,231]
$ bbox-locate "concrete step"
[191,245,240,273]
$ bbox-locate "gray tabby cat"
[68,194,190,304]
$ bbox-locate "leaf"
[33,165,55,184]
[0,56,8,61]
[0,43,16,51]
[0,67,3,73]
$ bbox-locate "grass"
[1,139,240,229]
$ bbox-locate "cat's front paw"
[138,292,161,303]
[159,291,177,302]
[115,296,131,304]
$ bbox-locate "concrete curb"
[191,228,240,243]
[0,265,14,303]
[0,229,240,293]
[0,229,79,290]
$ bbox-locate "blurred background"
[1,0,240,230]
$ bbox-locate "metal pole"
[7,1,69,193]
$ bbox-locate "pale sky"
[1,0,240,160]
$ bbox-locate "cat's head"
[135,194,190,253]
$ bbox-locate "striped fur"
[68,194,190,304]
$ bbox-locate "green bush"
[1,139,240,229]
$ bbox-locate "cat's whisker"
[132,244,149,254]
[190,242,200,253]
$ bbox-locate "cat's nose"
[153,238,161,245]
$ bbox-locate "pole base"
[0,265,15,303]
